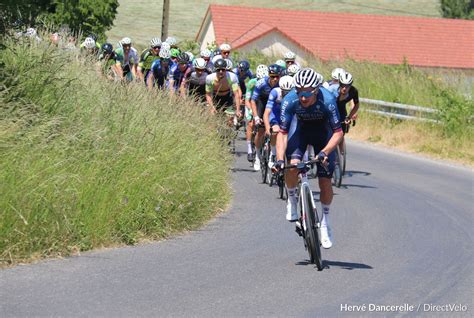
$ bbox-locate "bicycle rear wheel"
[301,185,323,270]
[261,141,269,183]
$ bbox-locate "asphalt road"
[1,138,473,317]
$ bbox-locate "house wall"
[238,32,310,65]
[199,21,216,51]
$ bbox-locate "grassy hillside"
[107,0,441,46]
[0,37,232,266]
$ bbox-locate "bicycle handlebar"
[283,158,322,170]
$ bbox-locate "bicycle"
[332,147,342,188]
[283,158,324,270]
[260,135,271,184]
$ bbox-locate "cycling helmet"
[339,71,353,85]
[224,58,233,70]
[214,58,227,70]
[185,51,194,61]
[287,64,301,76]
[25,27,37,37]
[220,43,231,51]
[121,37,132,45]
[256,64,269,79]
[211,54,222,64]
[279,75,295,91]
[294,68,322,88]
[214,48,222,56]
[150,37,162,47]
[159,49,171,59]
[237,60,250,72]
[275,60,286,69]
[88,33,98,41]
[331,67,345,80]
[284,51,296,61]
[161,42,171,50]
[200,49,211,58]
[177,52,190,64]
[165,36,177,46]
[193,58,207,70]
[170,48,180,58]
[268,64,283,76]
[83,37,96,49]
[101,42,114,54]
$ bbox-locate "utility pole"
[161,0,170,41]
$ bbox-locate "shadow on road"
[339,184,377,189]
[344,170,371,177]
[295,259,372,270]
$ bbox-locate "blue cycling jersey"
[168,62,192,90]
[231,67,254,82]
[266,87,286,125]
[150,59,170,88]
[280,87,342,135]
[251,76,278,102]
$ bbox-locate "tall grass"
[0,37,232,265]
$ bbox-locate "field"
[106,0,441,46]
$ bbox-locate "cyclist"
[286,64,301,77]
[335,71,359,154]
[205,58,241,116]
[283,51,300,68]
[244,65,269,162]
[187,58,209,103]
[80,37,99,57]
[322,67,345,93]
[138,37,162,82]
[147,49,171,90]
[274,68,343,249]
[169,52,192,96]
[200,48,213,72]
[220,43,232,62]
[115,37,139,81]
[98,43,121,80]
[263,75,295,168]
[165,36,179,51]
[250,64,282,171]
[232,60,254,101]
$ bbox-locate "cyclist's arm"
[250,83,262,121]
[205,75,215,112]
[276,97,294,161]
[321,100,343,155]
[264,89,278,134]
[230,77,241,115]
[347,87,360,120]
[146,72,155,90]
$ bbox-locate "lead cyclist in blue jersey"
[275,68,343,249]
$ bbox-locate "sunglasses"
[340,84,351,89]
[269,75,280,79]
[222,51,230,54]
[216,68,226,72]
[297,89,317,98]
[152,46,161,49]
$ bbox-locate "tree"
[0,0,119,39]
[440,0,474,19]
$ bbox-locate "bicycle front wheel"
[342,142,347,176]
[301,184,323,270]
[333,148,342,188]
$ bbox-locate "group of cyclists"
[72,32,361,250]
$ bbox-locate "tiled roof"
[200,4,474,69]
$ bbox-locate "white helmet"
[184,51,194,61]
[200,49,211,58]
[275,59,286,69]
[256,64,269,79]
[339,71,353,85]
[159,49,171,59]
[165,36,177,46]
[219,43,231,51]
[83,37,96,49]
[193,58,207,70]
[284,51,296,61]
[161,42,171,50]
[279,75,295,91]
[120,37,132,45]
[287,64,301,76]
[211,54,222,64]
[224,58,233,70]
[331,67,345,80]
[294,68,322,88]
[150,37,162,47]
[25,27,37,37]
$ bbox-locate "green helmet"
[170,48,180,58]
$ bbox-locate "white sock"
[321,204,330,226]
[247,141,252,153]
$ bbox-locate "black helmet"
[101,43,113,54]
[177,52,190,64]
[214,48,222,56]
[238,60,250,72]
[214,58,227,70]
[268,64,282,76]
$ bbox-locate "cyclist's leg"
[245,105,254,161]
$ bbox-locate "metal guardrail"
[359,98,439,123]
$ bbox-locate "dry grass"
[107,0,441,46]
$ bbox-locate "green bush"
[0,37,232,265]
